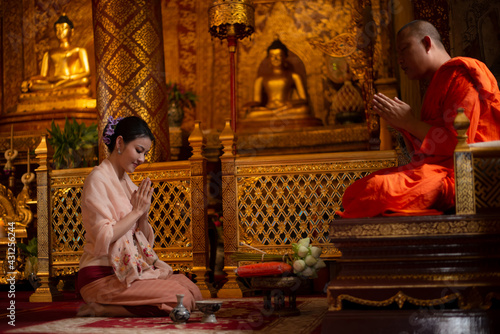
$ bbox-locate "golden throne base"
[1,87,97,134]
[322,213,500,333]
[234,122,370,156]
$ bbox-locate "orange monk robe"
[338,57,500,218]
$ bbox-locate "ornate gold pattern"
[455,152,475,214]
[235,124,369,152]
[208,0,255,40]
[0,178,34,283]
[473,157,500,210]
[237,160,396,175]
[308,33,357,58]
[336,272,500,281]
[0,135,40,157]
[331,219,500,238]
[31,136,62,302]
[330,291,462,311]
[236,170,374,256]
[0,184,32,231]
[413,0,450,52]
[49,170,196,274]
[2,0,24,112]
[454,107,475,214]
[218,122,396,297]
[92,0,170,162]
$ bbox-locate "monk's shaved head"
[398,20,445,50]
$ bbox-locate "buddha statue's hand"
[241,101,261,117]
[48,75,70,83]
[21,81,30,93]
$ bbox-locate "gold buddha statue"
[21,14,90,94]
[238,39,322,132]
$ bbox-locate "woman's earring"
[118,149,121,154]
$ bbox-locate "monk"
[337,20,500,218]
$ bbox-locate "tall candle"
[27,149,30,174]
[10,124,13,151]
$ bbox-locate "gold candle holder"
[208,0,255,132]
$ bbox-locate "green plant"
[47,118,98,169]
[166,82,197,108]
[17,237,38,273]
[17,237,41,288]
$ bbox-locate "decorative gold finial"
[208,0,255,41]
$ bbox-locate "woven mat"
[5,297,327,334]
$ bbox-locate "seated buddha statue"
[21,14,90,94]
[239,39,322,131]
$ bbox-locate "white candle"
[10,124,13,151]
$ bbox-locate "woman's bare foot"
[77,302,135,317]
[76,302,102,317]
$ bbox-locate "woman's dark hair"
[103,116,155,153]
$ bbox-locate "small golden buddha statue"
[21,14,90,93]
[239,39,321,131]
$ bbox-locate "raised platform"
[323,213,500,332]
[321,309,500,334]
[207,122,371,157]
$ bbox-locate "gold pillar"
[218,119,242,298]
[188,121,210,298]
[29,136,62,302]
[92,0,170,161]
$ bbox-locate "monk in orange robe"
[338,20,500,218]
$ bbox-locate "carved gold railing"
[218,120,398,298]
[30,122,210,302]
[454,108,500,215]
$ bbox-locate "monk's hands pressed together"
[373,93,415,131]
[130,177,154,216]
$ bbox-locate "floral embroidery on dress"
[109,229,164,287]
[142,243,155,257]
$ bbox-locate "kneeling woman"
[77,116,202,317]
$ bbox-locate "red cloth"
[236,262,293,277]
[76,266,114,294]
[338,57,500,218]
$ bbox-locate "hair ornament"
[103,115,123,145]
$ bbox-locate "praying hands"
[373,93,431,142]
[131,177,154,217]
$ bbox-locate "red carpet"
[1,290,326,333]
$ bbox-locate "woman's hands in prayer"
[131,177,154,216]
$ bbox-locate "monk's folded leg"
[338,164,455,218]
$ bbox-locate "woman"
[77,116,202,317]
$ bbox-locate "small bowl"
[196,300,223,323]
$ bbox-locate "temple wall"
[449,0,500,86]
[1,0,397,134]
[1,0,499,136]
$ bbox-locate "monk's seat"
[326,213,500,311]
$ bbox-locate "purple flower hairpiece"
[102,116,123,145]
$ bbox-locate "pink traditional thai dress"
[78,159,202,315]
